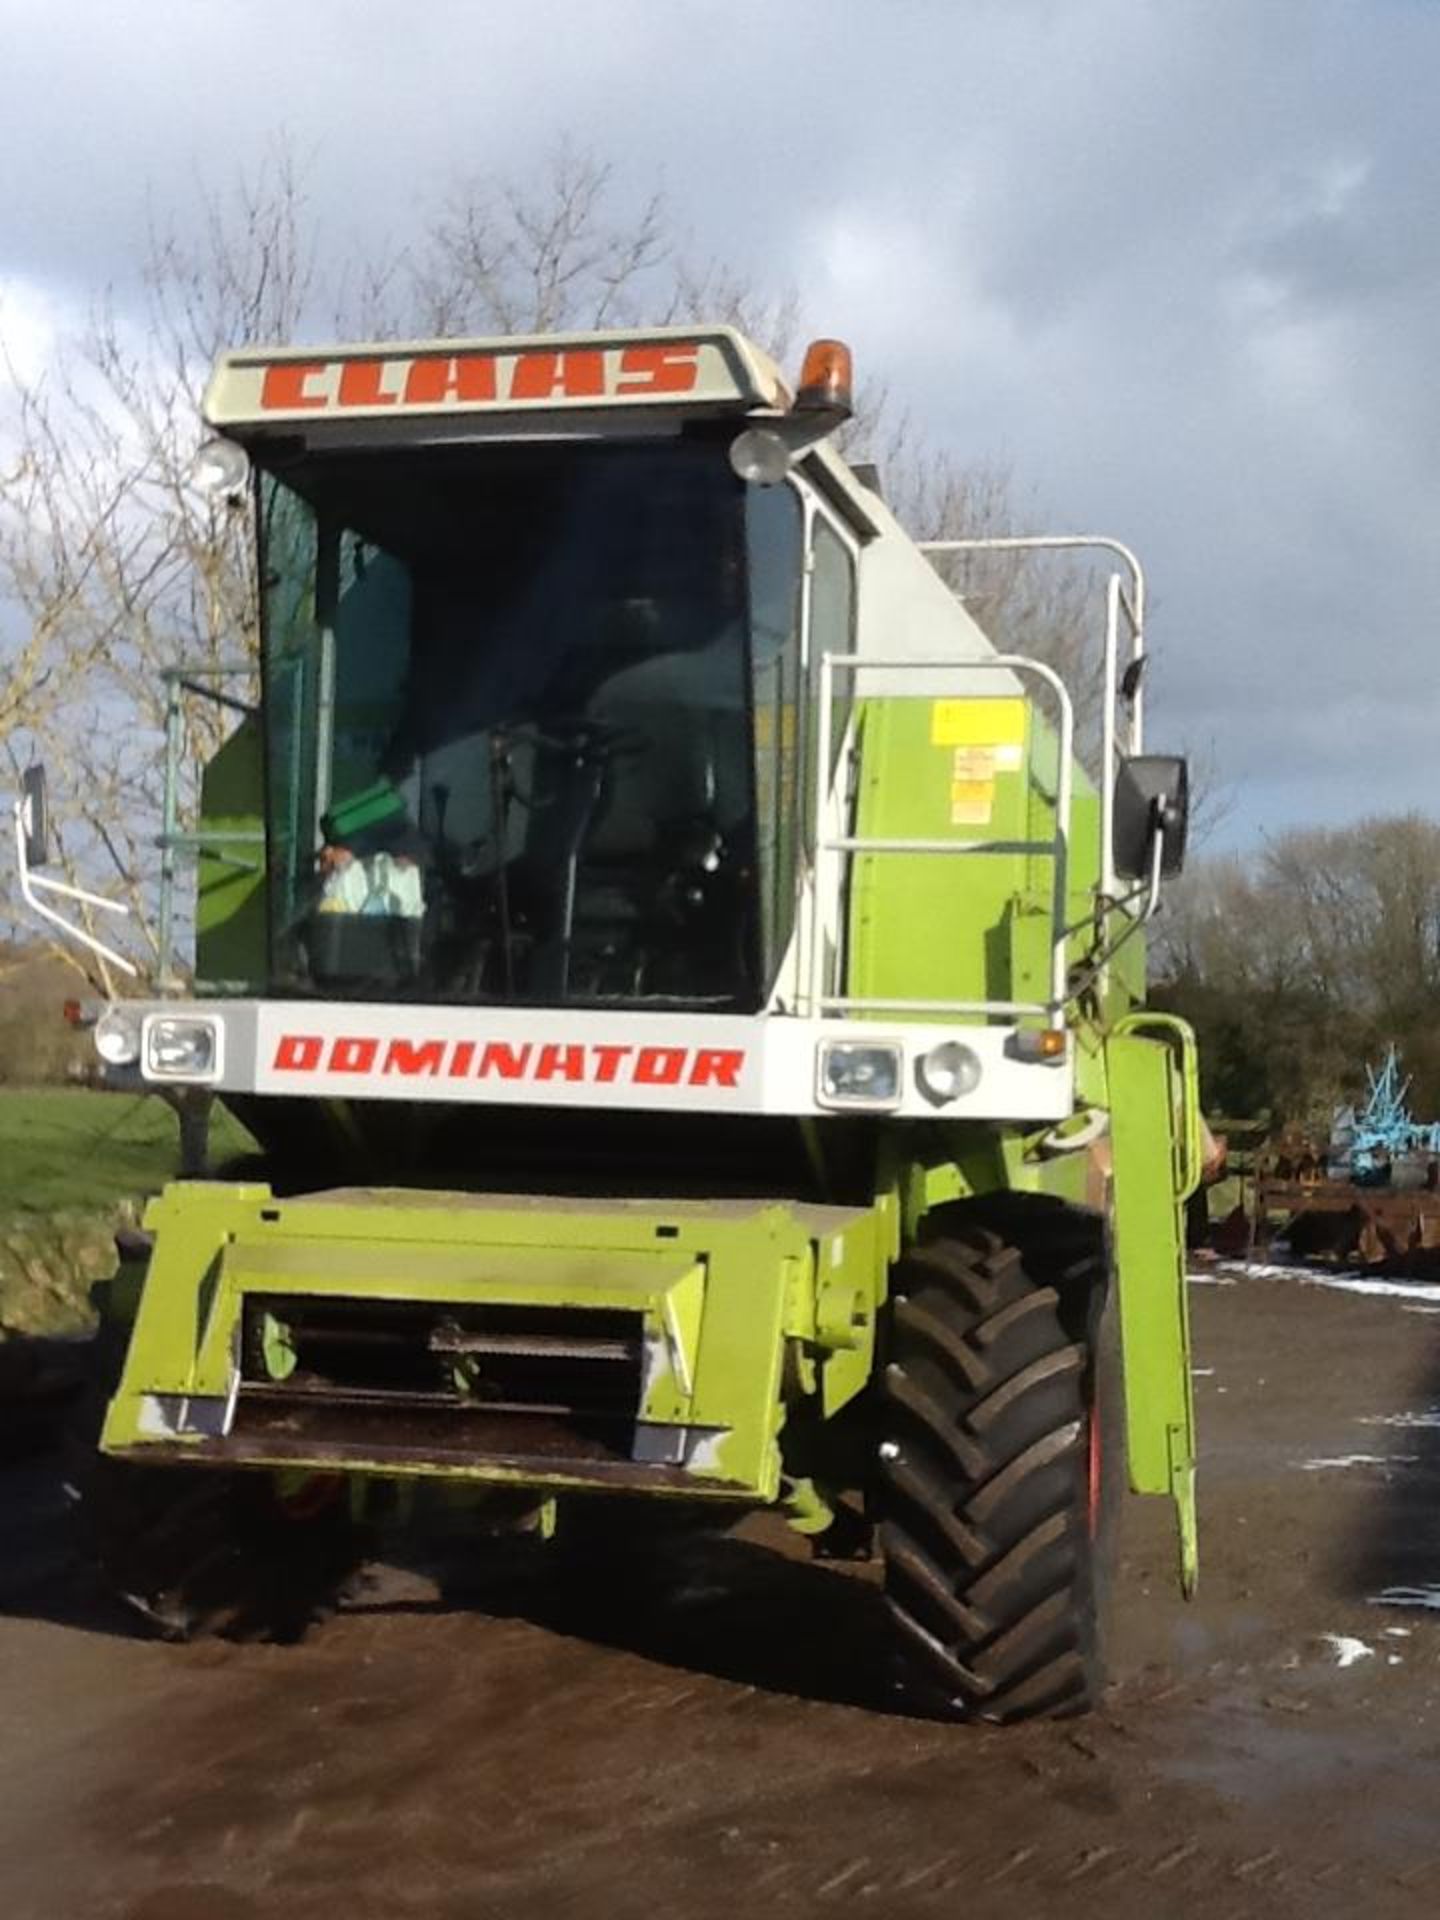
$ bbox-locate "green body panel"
[847,694,1100,1013]
[195,713,267,992]
[1105,1013,1201,1594]
[102,1183,888,1504]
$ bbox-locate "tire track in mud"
[6,1274,1440,1920]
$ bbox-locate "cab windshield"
[259,438,804,1010]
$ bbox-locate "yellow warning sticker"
[930,696,1027,749]
[950,779,995,825]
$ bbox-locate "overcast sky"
[2,0,1436,851]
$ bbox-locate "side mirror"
[1113,753,1189,881]
[20,765,50,868]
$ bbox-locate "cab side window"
[808,517,856,831]
[746,485,805,981]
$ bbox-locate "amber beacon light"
[794,338,854,419]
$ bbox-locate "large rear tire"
[876,1220,1117,1723]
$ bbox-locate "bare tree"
[0,147,314,985]
[1154,814,1440,1125]
[406,143,671,337]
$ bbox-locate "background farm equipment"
[1250,1046,1440,1271]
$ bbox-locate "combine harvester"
[13,325,1198,1720]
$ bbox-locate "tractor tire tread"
[878,1220,1110,1724]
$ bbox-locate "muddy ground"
[5,1269,1440,1920]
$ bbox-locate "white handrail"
[920,534,1147,890]
[917,533,1146,725]
[1102,572,1121,899]
[12,802,138,977]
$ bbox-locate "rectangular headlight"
[144,1015,222,1082]
[816,1040,902,1111]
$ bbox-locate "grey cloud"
[2,0,1436,849]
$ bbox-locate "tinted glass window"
[258,443,801,1012]
[811,518,855,771]
[746,485,804,983]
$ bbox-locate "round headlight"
[917,1040,983,1105]
[95,1006,142,1066]
[728,427,793,486]
[189,436,250,499]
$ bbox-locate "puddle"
[1371,1586,1440,1612]
[1361,1410,1440,1429]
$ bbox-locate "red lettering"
[615,343,701,395]
[689,1048,744,1089]
[382,1039,445,1076]
[260,363,328,410]
[337,359,398,407]
[535,1043,586,1082]
[509,350,606,401]
[404,354,498,405]
[331,1036,379,1073]
[477,1043,532,1080]
[273,1033,323,1071]
[273,1033,741,1091]
[635,1046,686,1085]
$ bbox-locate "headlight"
[144,1015,222,1082]
[817,1041,902,1110]
[917,1040,983,1105]
[728,426,793,486]
[94,1006,142,1066]
[189,436,250,499]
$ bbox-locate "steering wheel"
[509,714,650,761]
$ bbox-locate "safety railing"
[807,652,1074,1028]
[918,535,1145,901]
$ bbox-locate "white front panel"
[124,1000,1075,1124]
[251,1002,765,1113]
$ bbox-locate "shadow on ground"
[1336,1323,1440,1612]
[1,1402,894,1710]
[419,1520,892,1712]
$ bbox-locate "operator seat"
[527,617,752,1000]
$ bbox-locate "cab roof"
[203,325,790,441]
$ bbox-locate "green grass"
[0,1089,260,1336]
[0,1088,257,1218]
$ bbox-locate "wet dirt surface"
[6,1270,1440,1919]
